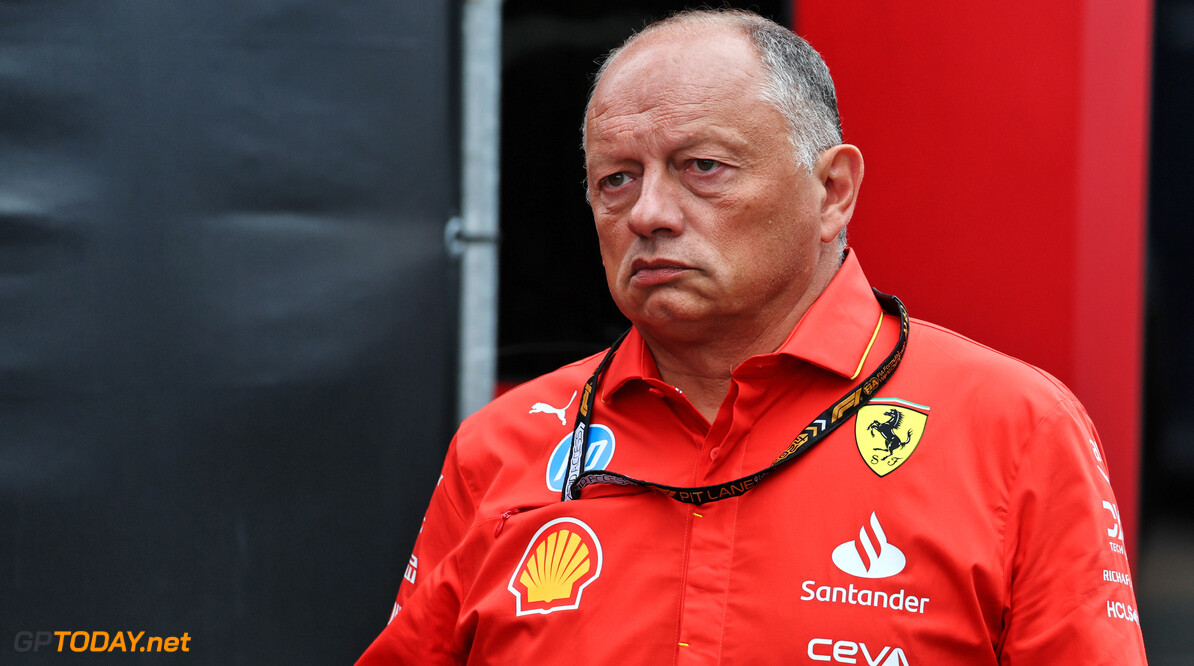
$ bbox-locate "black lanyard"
[561,288,909,505]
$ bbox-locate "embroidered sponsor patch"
[854,399,929,476]
[832,512,906,579]
[529,391,577,426]
[508,517,603,616]
[546,425,615,492]
[801,512,933,616]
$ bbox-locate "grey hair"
[583,8,843,174]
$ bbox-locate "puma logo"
[529,391,577,426]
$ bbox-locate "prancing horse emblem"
[854,401,929,477]
[867,409,914,460]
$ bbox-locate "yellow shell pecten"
[519,528,591,603]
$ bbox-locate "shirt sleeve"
[356,544,468,665]
[996,398,1147,664]
[357,435,477,665]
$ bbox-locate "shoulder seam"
[912,318,1073,395]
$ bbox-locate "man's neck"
[639,308,804,423]
[636,256,842,423]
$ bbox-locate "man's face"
[585,27,834,341]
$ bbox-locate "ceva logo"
[832,513,906,579]
[808,638,909,665]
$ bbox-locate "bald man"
[359,9,1146,664]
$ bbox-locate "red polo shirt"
[359,252,1146,665]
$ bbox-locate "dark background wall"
[1140,1,1194,662]
[1,1,458,662]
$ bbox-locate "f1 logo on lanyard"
[562,289,910,506]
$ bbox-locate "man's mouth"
[629,259,693,287]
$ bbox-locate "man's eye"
[693,159,719,172]
[602,173,628,188]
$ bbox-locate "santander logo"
[832,513,906,579]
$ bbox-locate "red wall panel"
[795,1,1151,555]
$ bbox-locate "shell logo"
[508,517,603,616]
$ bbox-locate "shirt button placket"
[676,498,739,665]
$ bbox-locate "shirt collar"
[600,250,883,399]
[773,249,884,378]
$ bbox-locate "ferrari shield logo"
[855,400,929,477]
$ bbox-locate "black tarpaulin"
[1,1,458,661]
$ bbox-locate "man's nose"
[626,169,684,237]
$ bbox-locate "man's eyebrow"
[584,153,635,171]
[674,130,752,155]
[584,122,752,163]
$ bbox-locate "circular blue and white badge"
[545,424,616,492]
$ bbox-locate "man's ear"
[815,144,864,243]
